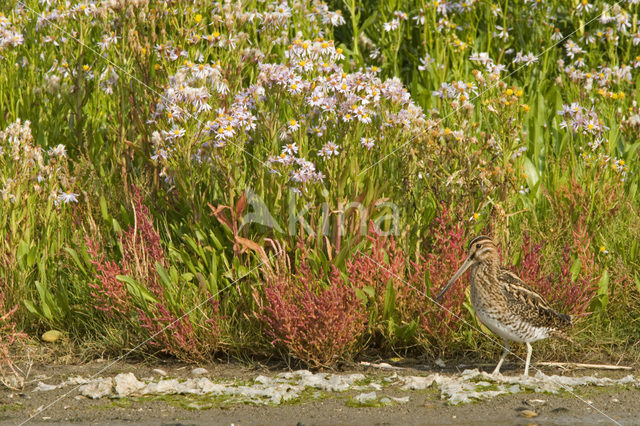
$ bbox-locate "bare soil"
[2,360,638,425]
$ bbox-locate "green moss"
[282,387,330,405]
[0,403,22,413]
[475,384,500,392]
[97,398,133,409]
[345,397,389,408]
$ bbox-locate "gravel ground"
[2,361,638,425]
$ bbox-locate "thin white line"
[18,253,276,425]
[15,1,277,174]
[358,1,624,177]
[358,251,622,425]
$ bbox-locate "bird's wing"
[498,269,571,331]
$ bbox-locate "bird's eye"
[476,244,481,249]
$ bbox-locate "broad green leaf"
[597,270,609,297]
[523,156,539,188]
[569,258,581,282]
[362,285,375,299]
[382,279,396,321]
[156,264,172,286]
[65,247,87,274]
[100,195,110,221]
[117,275,157,304]
[24,300,40,316]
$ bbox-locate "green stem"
[346,0,360,65]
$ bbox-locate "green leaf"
[569,258,581,282]
[23,300,40,316]
[523,156,539,188]
[597,270,609,297]
[354,288,367,302]
[65,247,87,275]
[359,10,379,33]
[34,281,53,321]
[27,247,37,269]
[117,275,157,304]
[590,270,610,314]
[382,279,396,321]
[608,121,619,156]
[100,195,110,221]
[395,320,418,343]
[156,264,172,287]
[17,240,29,261]
[362,285,375,299]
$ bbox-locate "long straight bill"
[434,257,474,302]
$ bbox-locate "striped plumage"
[435,235,571,376]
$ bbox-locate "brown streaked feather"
[498,269,572,332]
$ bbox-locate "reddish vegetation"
[346,223,434,348]
[346,209,468,347]
[346,223,407,315]
[86,238,130,318]
[419,203,468,337]
[119,188,166,297]
[0,289,25,385]
[258,245,366,368]
[86,188,217,360]
[514,227,597,316]
[84,194,601,366]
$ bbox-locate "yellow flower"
[505,88,514,96]
[195,14,202,23]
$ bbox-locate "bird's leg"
[524,342,532,376]
[492,339,509,375]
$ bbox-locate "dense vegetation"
[1,0,639,374]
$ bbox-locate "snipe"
[435,236,572,376]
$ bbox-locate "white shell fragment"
[190,367,209,376]
[29,369,640,406]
